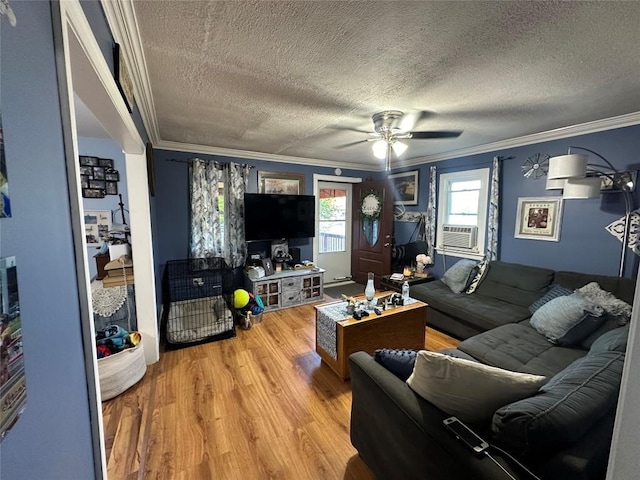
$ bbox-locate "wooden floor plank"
[103,296,459,479]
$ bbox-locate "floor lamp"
[547,146,635,277]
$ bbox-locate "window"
[437,168,490,260]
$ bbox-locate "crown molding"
[101,0,160,144]
[401,111,640,167]
[156,140,373,171]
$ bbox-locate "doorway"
[54,2,159,476]
[317,181,352,285]
[313,174,361,286]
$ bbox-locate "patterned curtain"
[426,165,437,259]
[223,162,250,268]
[189,159,250,268]
[189,159,224,259]
[486,156,501,261]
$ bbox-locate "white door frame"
[53,1,159,477]
[313,174,362,267]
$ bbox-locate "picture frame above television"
[258,171,305,195]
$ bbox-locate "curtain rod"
[165,158,255,168]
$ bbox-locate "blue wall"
[1,2,96,477]
[152,124,640,304]
[79,137,129,279]
[151,149,370,300]
[391,125,640,279]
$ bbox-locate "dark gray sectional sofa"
[349,260,635,480]
[410,260,635,340]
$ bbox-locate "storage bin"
[97,339,146,401]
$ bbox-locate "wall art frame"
[258,171,305,195]
[389,170,419,205]
[514,196,563,242]
[113,43,134,113]
[84,210,112,246]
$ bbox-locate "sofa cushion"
[555,270,636,305]
[412,281,533,332]
[474,261,554,308]
[491,349,625,457]
[442,259,477,293]
[528,284,574,314]
[589,324,629,353]
[529,293,605,346]
[576,282,632,322]
[374,348,418,381]
[406,351,546,425]
[458,323,587,377]
[579,314,626,349]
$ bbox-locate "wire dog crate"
[162,257,235,348]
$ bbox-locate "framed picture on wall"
[514,197,563,242]
[84,210,111,246]
[258,171,305,195]
[389,170,419,205]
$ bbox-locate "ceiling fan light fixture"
[372,140,387,160]
[392,140,408,157]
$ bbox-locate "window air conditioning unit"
[442,225,478,249]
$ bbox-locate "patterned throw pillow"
[466,260,489,294]
[528,284,574,313]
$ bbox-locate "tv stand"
[244,268,325,311]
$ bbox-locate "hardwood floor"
[102,297,459,479]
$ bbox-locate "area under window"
[437,168,490,260]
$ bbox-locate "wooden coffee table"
[314,292,427,380]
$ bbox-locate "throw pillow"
[442,259,478,294]
[492,349,625,457]
[589,324,629,354]
[374,348,418,381]
[406,351,546,425]
[529,293,605,346]
[528,284,574,314]
[465,260,489,294]
[576,282,632,323]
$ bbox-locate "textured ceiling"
[128,0,640,169]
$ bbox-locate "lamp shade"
[391,140,408,157]
[546,178,565,190]
[562,177,601,199]
[372,140,387,160]
[548,154,588,179]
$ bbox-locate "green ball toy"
[233,289,250,310]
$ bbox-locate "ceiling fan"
[336,110,462,170]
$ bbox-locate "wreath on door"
[360,190,383,220]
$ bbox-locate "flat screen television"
[244,193,316,241]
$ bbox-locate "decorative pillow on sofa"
[529,293,605,346]
[442,259,478,294]
[406,351,546,425]
[528,284,574,314]
[492,348,626,457]
[465,260,489,294]
[374,348,418,381]
[576,282,632,323]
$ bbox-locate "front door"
[317,181,353,285]
[351,179,393,287]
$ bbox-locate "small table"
[380,273,435,293]
[315,292,427,380]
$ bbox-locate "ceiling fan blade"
[410,130,462,139]
[335,139,369,149]
[397,110,432,132]
[328,126,375,134]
